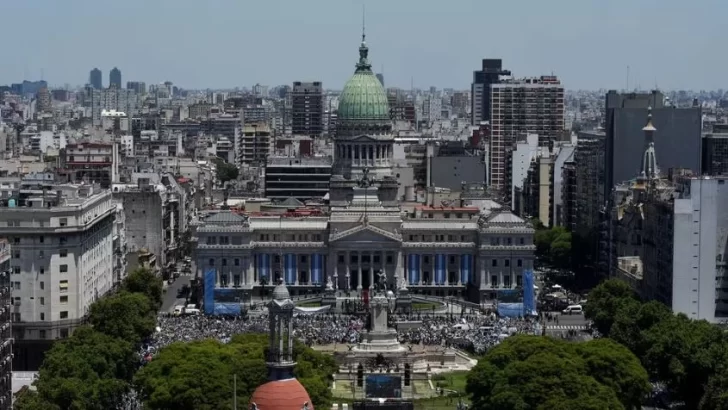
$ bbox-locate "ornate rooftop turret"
[640,106,660,180]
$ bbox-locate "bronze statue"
[374,269,387,294]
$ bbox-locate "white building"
[0,176,115,370]
[672,176,728,323]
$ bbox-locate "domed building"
[249,280,313,410]
[330,32,399,206]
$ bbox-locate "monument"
[353,270,405,353]
[322,276,338,308]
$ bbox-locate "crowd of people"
[138,311,542,361]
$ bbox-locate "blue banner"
[213,303,241,316]
[204,269,216,315]
[284,253,297,285]
[497,302,525,318]
[460,254,473,285]
[312,254,323,285]
[407,254,419,285]
[523,269,536,316]
[435,254,446,285]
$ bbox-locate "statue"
[358,167,371,189]
[250,404,258,410]
[325,275,334,290]
[302,401,310,410]
[374,269,387,294]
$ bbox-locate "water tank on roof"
[7,199,16,208]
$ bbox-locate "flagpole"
[233,374,237,410]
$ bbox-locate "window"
[506,237,512,245]
[60,328,69,338]
[59,236,67,245]
[492,259,498,267]
[13,237,20,244]
[447,235,454,241]
[519,237,525,245]
[39,329,46,339]
[234,258,240,266]
[40,281,44,290]
[373,255,380,264]
[504,259,510,267]
[423,256,430,264]
[39,236,44,243]
[13,266,20,274]
[40,313,45,321]
[516,275,523,287]
[60,295,68,304]
[338,255,344,263]
[491,275,498,287]
[300,255,307,263]
[219,236,229,245]
[274,255,281,263]
[517,259,522,267]
[39,250,44,258]
[60,311,68,319]
[40,297,45,305]
[456,213,463,219]
[40,268,45,275]
[209,259,215,266]
[222,259,227,266]
[59,280,69,292]
[60,264,68,273]
[13,282,20,290]
[60,249,68,257]
[59,218,68,227]
[13,251,20,258]
[449,256,456,264]
[444,213,451,219]
[386,255,393,264]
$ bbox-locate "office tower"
[701,125,728,175]
[109,67,122,89]
[376,73,384,87]
[604,90,702,199]
[126,81,146,95]
[488,76,565,190]
[291,81,324,137]
[35,87,52,112]
[471,59,510,125]
[89,68,102,89]
[0,239,10,410]
[1,179,115,370]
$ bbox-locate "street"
[160,261,194,313]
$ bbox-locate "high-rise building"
[126,81,146,95]
[89,68,102,89]
[109,67,122,89]
[35,87,52,112]
[291,81,324,137]
[488,76,565,190]
[604,90,701,199]
[471,59,510,125]
[0,238,11,410]
[0,177,115,370]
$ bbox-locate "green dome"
[337,40,390,125]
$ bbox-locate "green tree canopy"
[212,157,239,185]
[583,279,638,335]
[466,335,649,410]
[121,266,163,310]
[134,333,335,410]
[88,291,156,344]
[17,326,136,410]
[534,225,572,269]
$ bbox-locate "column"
[357,251,363,291]
[397,251,404,286]
[418,254,423,286]
[345,250,351,290]
[381,250,386,284]
[480,257,487,290]
[369,252,374,290]
[432,253,437,285]
[333,254,339,290]
[247,255,254,285]
[457,254,462,286]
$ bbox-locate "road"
[160,261,194,313]
[542,312,590,331]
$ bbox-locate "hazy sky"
[1,0,725,91]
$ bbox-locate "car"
[172,305,184,316]
[562,304,583,315]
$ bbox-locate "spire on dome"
[356,5,372,72]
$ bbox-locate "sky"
[1,0,725,91]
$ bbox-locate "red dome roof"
[250,378,314,410]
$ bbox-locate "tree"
[134,333,336,410]
[574,339,651,409]
[121,266,163,311]
[466,335,644,410]
[700,368,728,410]
[88,291,156,344]
[609,300,672,357]
[15,326,136,410]
[212,158,239,185]
[583,279,638,335]
[534,225,572,269]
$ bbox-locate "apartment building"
[291,81,324,138]
[488,76,565,190]
[236,123,271,167]
[0,176,115,370]
[58,142,118,188]
[264,156,332,202]
[0,238,10,410]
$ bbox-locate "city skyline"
[1,0,726,91]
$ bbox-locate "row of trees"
[584,279,728,409]
[533,222,572,270]
[465,335,650,410]
[15,268,163,410]
[134,333,337,409]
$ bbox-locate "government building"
[193,35,535,305]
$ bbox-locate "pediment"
[330,224,401,244]
[351,134,378,142]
